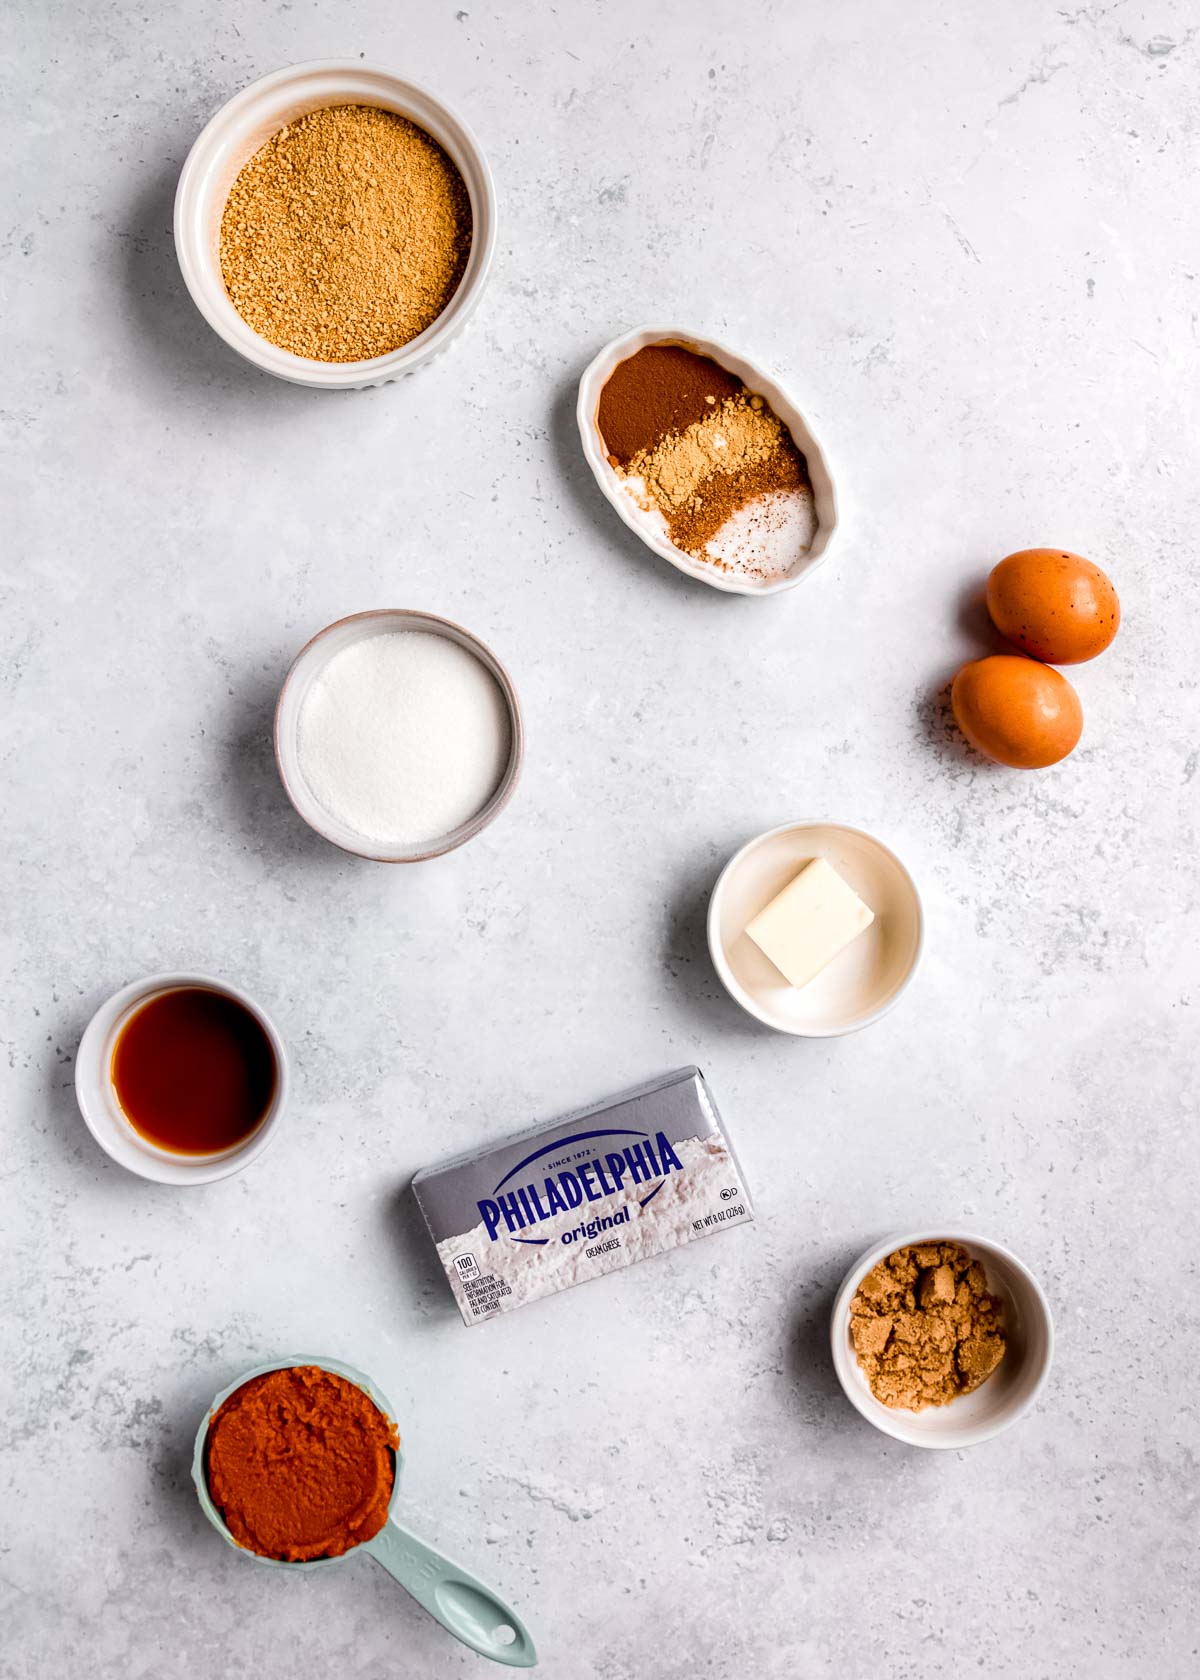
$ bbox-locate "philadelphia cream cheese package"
[412,1067,754,1325]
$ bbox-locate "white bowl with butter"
[707,821,923,1036]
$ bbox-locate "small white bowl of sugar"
[274,610,523,861]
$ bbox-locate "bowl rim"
[173,58,497,388]
[74,972,290,1184]
[273,608,524,862]
[706,819,924,1037]
[192,1354,403,1568]
[575,324,840,597]
[829,1228,1056,1449]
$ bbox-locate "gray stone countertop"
[2,1,1197,1675]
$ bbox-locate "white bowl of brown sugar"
[577,327,839,595]
[175,61,496,388]
[830,1230,1055,1449]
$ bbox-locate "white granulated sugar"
[297,631,510,845]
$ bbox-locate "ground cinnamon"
[206,1365,398,1561]
[597,344,743,464]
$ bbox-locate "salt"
[296,631,511,846]
[701,487,816,581]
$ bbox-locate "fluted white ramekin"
[174,61,497,388]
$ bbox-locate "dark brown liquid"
[112,987,276,1156]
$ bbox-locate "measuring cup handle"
[363,1516,537,1668]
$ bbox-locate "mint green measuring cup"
[192,1355,536,1668]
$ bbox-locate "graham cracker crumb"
[219,104,472,363]
[849,1242,1007,1411]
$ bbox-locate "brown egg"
[951,655,1083,768]
[987,548,1120,664]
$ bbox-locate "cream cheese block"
[412,1068,754,1325]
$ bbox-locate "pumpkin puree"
[206,1365,398,1561]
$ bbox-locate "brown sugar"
[849,1242,1007,1411]
[220,104,472,363]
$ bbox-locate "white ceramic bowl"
[75,973,289,1185]
[830,1230,1055,1448]
[174,60,497,388]
[275,609,524,862]
[576,326,839,596]
[707,821,922,1036]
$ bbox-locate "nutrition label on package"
[461,1271,512,1319]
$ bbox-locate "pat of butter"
[744,857,875,989]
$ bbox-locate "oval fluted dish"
[576,325,839,597]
